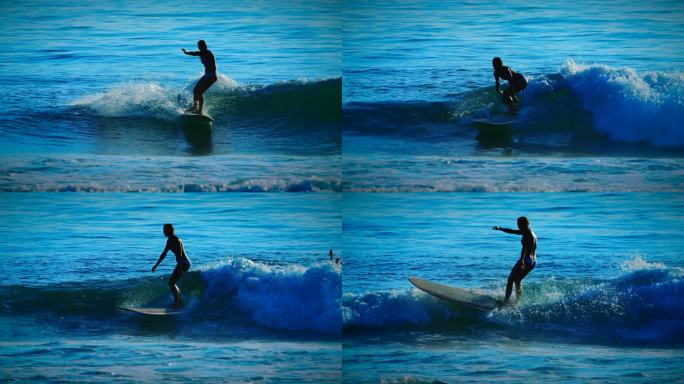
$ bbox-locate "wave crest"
[560,60,684,147]
[201,258,342,334]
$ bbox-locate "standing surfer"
[492,57,528,113]
[152,224,192,307]
[182,40,217,115]
[492,216,537,305]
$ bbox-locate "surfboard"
[472,115,517,126]
[120,306,182,316]
[181,111,214,122]
[409,277,502,311]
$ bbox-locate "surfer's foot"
[186,102,200,113]
[501,299,515,307]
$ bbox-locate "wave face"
[52,76,342,156]
[0,258,342,335]
[343,258,684,345]
[344,62,684,153]
[71,76,341,123]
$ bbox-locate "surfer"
[492,57,528,113]
[182,40,217,115]
[492,216,536,305]
[152,224,192,307]
[329,249,341,265]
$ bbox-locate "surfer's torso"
[521,230,537,264]
[166,236,191,269]
[494,65,523,82]
[199,50,217,75]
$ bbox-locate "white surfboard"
[120,306,182,316]
[409,277,502,311]
[181,111,214,122]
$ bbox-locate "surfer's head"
[492,57,503,69]
[517,216,530,230]
[163,223,175,237]
[197,40,207,51]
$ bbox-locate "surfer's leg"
[504,275,514,303]
[191,84,199,111]
[197,93,205,114]
[504,260,523,303]
[502,88,516,112]
[169,266,184,306]
[515,263,535,301]
[191,76,209,112]
[511,77,527,105]
[195,76,216,114]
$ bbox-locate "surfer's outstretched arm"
[181,48,200,56]
[152,243,170,272]
[492,226,522,235]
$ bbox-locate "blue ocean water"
[342,192,684,382]
[0,193,342,382]
[343,0,684,192]
[0,0,341,192]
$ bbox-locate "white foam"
[201,257,341,334]
[71,82,183,120]
[562,60,684,147]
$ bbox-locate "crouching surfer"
[492,57,528,113]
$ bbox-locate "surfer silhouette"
[329,249,341,265]
[492,216,537,305]
[152,224,192,307]
[492,57,528,114]
[182,40,217,115]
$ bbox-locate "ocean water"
[342,0,684,192]
[0,0,341,192]
[342,192,684,382]
[0,193,342,382]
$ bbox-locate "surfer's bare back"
[182,40,217,114]
[492,57,528,113]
